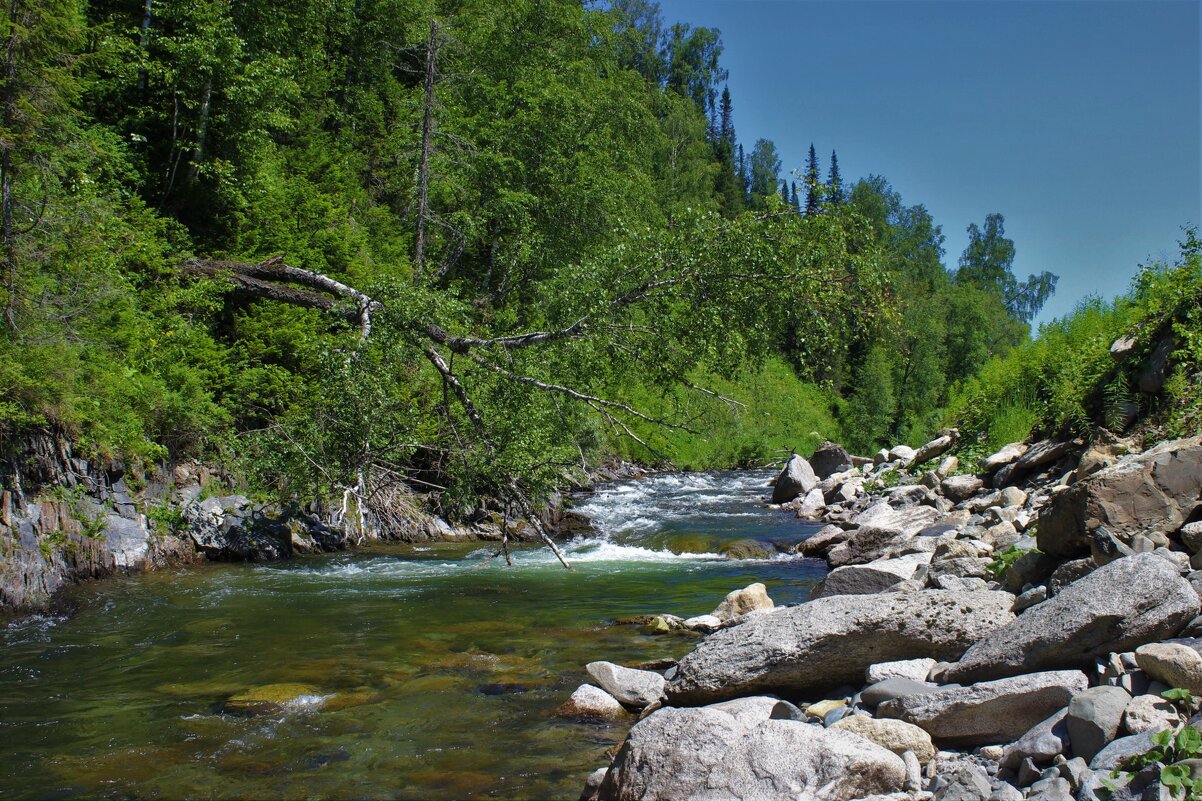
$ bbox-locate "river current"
[0,470,825,799]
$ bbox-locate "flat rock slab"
[878,670,1087,748]
[811,553,932,599]
[666,590,1016,705]
[941,554,1199,685]
[597,706,906,801]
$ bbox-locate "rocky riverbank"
[567,433,1202,801]
[0,432,620,615]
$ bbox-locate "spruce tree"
[827,150,844,206]
[790,181,800,212]
[781,179,789,205]
[804,143,821,215]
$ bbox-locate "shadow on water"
[0,470,826,800]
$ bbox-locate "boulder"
[878,670,1088,747]
[810,442,854,480]
[1037,436,1202,558]
[706,695,802,726]
[860,677,944,708]
[938,456,960,478]
[597,707,907,801]
[832,714,937,763]
[1089,728,1169,772]
[1122,694,1181,734]
[710,582,774,622]
[1000,709,1071,770]
[983,443,1029,473]
[585,662,665,708]
[911,435,956,467]
[718,539,777,560]
[556,684,626,721]
[933,764,993,801]
[941,475,985,502]
[889,445,918,463]
[797,524,852,558]
[940,554,1199,684]
[223,683,325,715]
[828,507,942,567]
[1066,685,1131,762]
[810,553,932,599]
[866,658,938,684]
[1134,642,1202,694]
[682,614,722,633]
[771,454,819,504]
[667,590,1016,705]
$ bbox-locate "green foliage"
[1118,718,1202,799]
[989,545,1031,581]
[947,230,1202,444]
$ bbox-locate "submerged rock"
[667,590,1015,705]
[223,683,326,715]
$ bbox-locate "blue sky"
[656,0,1201,327]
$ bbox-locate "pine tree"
[804,143,821,215]
[781,179,789,205]
[827,150,844,207]
[719,86,734,146]
[736,143,749,201]
[790,181,800,212]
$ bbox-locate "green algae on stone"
[223,683,325,715]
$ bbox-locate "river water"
[0,471,825,800]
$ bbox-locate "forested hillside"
[1,0,1059,519]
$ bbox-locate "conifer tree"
[737,143,749,201]
[827,150,844,207]
[804,143,821,215]
[790,181,800,212]
[781,179,789,205]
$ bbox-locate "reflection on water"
[0,471,826,799]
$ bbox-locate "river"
[0,470,826,800]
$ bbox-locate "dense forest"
[4,0,1194,525]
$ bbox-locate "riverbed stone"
[940,554,1199,684]
[667,590,1016,705]
[860,678,944,708]
[911,435,956,467]
[810,442,854,480]
[942,475,985,502]
[556,684,626,721]
[596,707,907,801]
[810,553,932,599]
[771,454,819,504]
[1089,729,1169,772]
[832,714,937,763]
[1066,685,1131,762]
[983,443,1029,473]
[223,683,325,715]
[866,658,938,684]
[1037,436,1202,558]
[1121,694,1181,734]
[710,581,774,622]
[718,539,777,560]
[1000,709,1071,771]
[1134,642,1202,694]
[877,670,1088,747]
[797,524,852,558]
[828,507,942,567]
[682,614,722,632]
[585,662,665,708]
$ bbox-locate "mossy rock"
[223,683,324,715]
[718,539,778,560]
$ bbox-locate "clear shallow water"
[0,470,825,800]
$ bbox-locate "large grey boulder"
[983,442,1029,473]
[597,706,906,801]
[1066,685,1131,762]
[911,434,956,467]
[810,553,931,599]
[810,442,854,480]
[667,590,1016,705]
[1037,436,1202,558]
[941,475,984,502]
[556,684,626,721]
[877,670,1088,747]
[772,454,819,504]
[940,554,1199,684]
[710,582,774,622]
[585,661,665,708]
[831,714,937,763]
